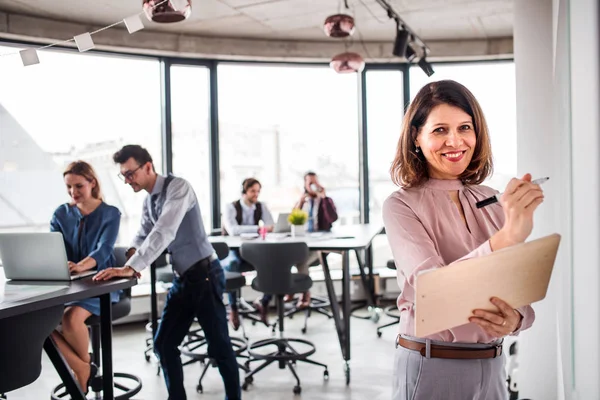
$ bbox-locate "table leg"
[354,248,377,307]
[354,248,382,322]
[341,250,351,384]
[320,251,352,385]
[150,262,159,339]
[100,293,114,399]
[44,337,86,400]
[319,253,345,358]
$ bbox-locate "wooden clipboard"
[415,233,561,337]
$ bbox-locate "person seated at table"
[289,171,338,308]
[49,161,121,392]
[221,177,275,328]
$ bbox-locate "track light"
[374,0,432,71]
[405,43,417,62]
[392,29,410,58]
[418,57,435,77]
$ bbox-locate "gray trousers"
[392,340,508,400]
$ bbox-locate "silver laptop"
[273,213,291,233]
[0,232,96,281]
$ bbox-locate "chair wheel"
[242,382,250,391]
[196,383,203,393]
[245,376,254,384]
[144,353,150,362]
[377,331,382,338]
[293,385,301,394]
[323,369,329,380]
[301,327,307,334]
[252,321,256,326]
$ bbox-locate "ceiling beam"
[0,12,513,62]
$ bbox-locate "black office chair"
[0,305,63,396]
[51,247,142,400]
[210,232,265,327]
[376,260,401,338]
[180,241,251,394]
[273,256,333,334]
[240,242,328,395]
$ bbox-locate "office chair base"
[51,372,142,400]
[243,338,328,394]
[272,295,333,334]
[181,335,251,392]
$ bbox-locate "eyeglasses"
[118,165,143,182]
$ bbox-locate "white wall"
[515,0,600,399]
[569,0,600,398]
[514,1,561,398]
[553,0,574,397]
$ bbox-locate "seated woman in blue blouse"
[49,161,121,392]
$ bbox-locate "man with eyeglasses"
[94,144,240,400]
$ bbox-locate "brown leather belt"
[397,337,502,360]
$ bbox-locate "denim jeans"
[154,258,241,400]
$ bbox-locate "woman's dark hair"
[390,80,493,188]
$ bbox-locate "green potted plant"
[288,208,308,237]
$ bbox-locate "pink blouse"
[382,178,535,343]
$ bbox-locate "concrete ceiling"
[0,0,514,61]
[0,0,513,42]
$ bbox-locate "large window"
[0,45,162,244]
[170,65,212,230]
[410,62,517,191]
[365,69,405,268]
[366,69,404,225]
[217,64,360,227]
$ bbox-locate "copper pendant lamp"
[143,0,192,23]
[330,52,365,73]
[323,14,355,38]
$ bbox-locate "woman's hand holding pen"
[490,173,544,251]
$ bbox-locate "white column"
[569,0,600,399]
[513,1,561,399]
[515,0,600,399]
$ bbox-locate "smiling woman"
[383,80,544,400]
[391,80,492,188]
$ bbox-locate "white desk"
[209,223,383,384]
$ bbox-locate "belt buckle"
[493,344,502,358]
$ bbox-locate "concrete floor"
[7,307,398,399]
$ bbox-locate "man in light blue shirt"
[222,178,274,329]
[94,145,240,400]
